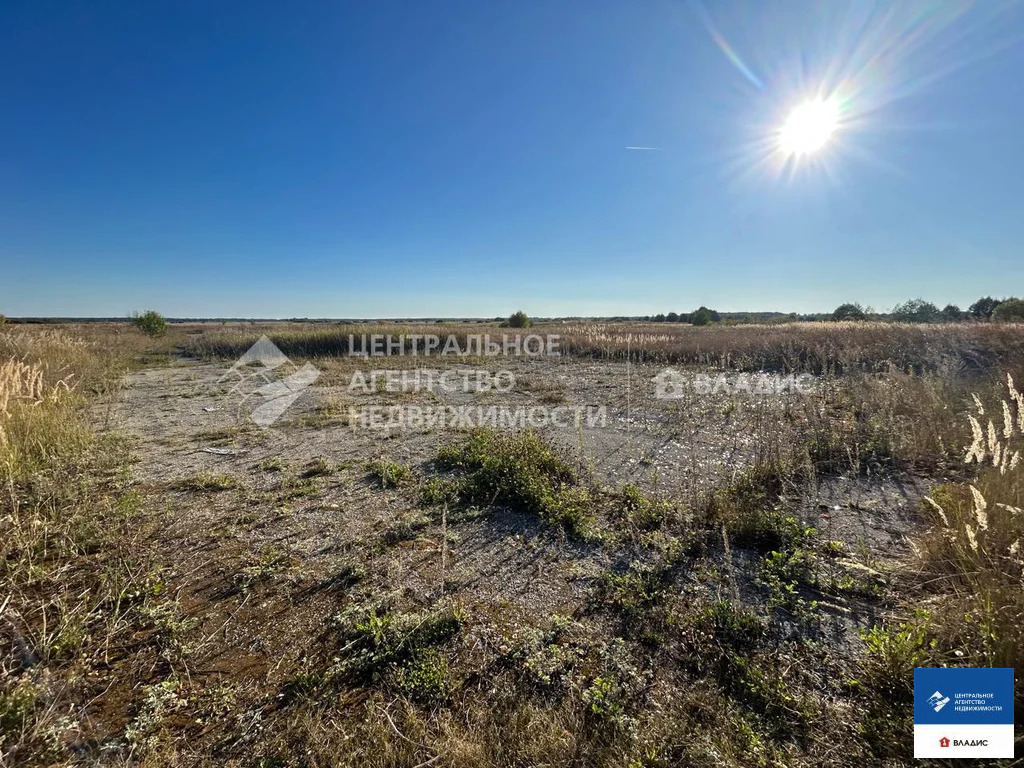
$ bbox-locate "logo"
[928,691,951,713]
[217,336,320,427]
[913,668,1014,758]
[652,369,816,399]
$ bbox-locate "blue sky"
[2,0,1023,317]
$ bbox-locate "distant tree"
[940,304,963,322]
[691,306,715,326]
[507,310,531,328]
[968,296,1001,321]
[666,311,680,323]
[132,309,168,337]
[891,299,940,324]
[653,313,666,323]
[992,298,1024,323]
[832,303,866,321]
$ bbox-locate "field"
[2,320,1022,766]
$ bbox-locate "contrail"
[625,146,662,151]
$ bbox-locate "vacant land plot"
[2,321,1021,766]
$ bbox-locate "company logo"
[653,369,816,398]
[653,369,689,399]
[217,335,320,427]
[928,691,951,713]
[913,668,1014,758]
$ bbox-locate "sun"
[779,98,839,156]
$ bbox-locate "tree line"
[833,296,1024,323]
[647,307,722,326]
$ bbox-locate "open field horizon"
[2,318,1022,765]
[5,0,1024,763]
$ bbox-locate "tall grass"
[0,332,98,479]
[559,321,1024,374]
[0,328,165,764]
[185,323,484,359]
[918,373,1023,670]
[183,320,1024,378]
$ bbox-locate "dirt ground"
[111,353,925,657]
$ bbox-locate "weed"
[613,484,673,532]
[301,456,334,477]
[435,428,595,539]
[420,476,461,506]
[288,603,465,705]
[258,456,287,472]
[232,546,294,591]
[173,471,238,491]
[366,457,412,488]
[382,513,430,546]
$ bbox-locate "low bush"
[132,310,168,337]
[435,428,594,538]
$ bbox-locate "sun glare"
[779,99,839,156]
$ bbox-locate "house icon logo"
[939,737,950,748]
[653,368,689,399]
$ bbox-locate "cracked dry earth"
[106,355,928,705]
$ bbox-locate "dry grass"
[916,373,1024,669]
[0,328,170,765]
[179,320,1024,382]
[559,320,1024,374]
[4,320,1024,766]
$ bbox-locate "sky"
[2,0,1023,318]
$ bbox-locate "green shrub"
[435,428,594,538]
[507,310,531,328]
[132,310,168,337]
[330,604,464,700]
[596,560,673,619]
[366,458,411,488]
[420,476,461,506]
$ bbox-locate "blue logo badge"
[914,668,1014,725]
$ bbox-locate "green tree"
[832,303,866,321]
[940,304,963,322]
[132,310,168,337]
[891,299,940,324]
[506,310,531,328]
[691,306,715,326]
[991,298,1024,323]
[666,311,680,323]
[968,296,1001,321]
